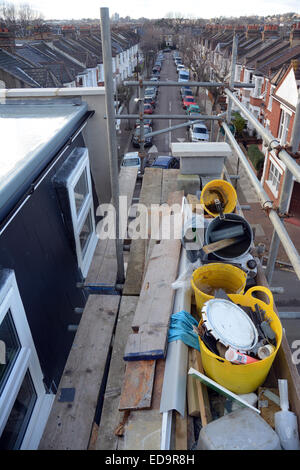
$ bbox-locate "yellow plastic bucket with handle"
[200,179,237,217]
[191,263,247,313]
[198,286,283,394]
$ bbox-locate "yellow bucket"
[200,179,237,217]
[191,263,247,313]
[198,286,283,394]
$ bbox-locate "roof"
[0,102,88,221]
[257,44,300,75]
[0,49,40,87]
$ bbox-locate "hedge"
[247,144,265,171]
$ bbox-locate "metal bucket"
[205,213,253,261]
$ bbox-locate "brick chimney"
[246,24,261,39]
[262,24,279,40]
[290,22,300,47]
[0,28,15,53]
[79,26,91,38]
[234,25,246,33]
[61,25,76,39]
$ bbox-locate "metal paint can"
[258,344,276,359]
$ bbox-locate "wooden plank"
[187,348,200,417]
[124,324,169,361]
[187,194,202,214]
[139,167,163,206]
[161,169,180,204]
[175,411,188,450]
[122,238,147,296]
[39,294,120,450]
[258,387,280,429]
[119,360,156,411]
[94,296,138,450]
[191,348,212,427]
[123,168,163,296]
[202,237,239,255]
[132,238,181,332]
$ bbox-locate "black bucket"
[205,213,253,261]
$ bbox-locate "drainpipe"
[265,88,300,283]
[100,7,125,284]
[227,34,238,124]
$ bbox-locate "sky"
[6,0,300,21]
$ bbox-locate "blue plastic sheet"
[168,310,200,351]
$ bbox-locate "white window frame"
[66,148,98,278]
[278,107,291,145]
[0,270,54,449]
[267,84,275,111]
[266,156,283,198]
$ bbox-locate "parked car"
[182,95,196,109]
[144,103,154,115]
[177,64,185,73]
[189,122,209,142]
[186,104,201,114]
[178,70,189,83]
[144,96,156,108]
[132,126,153,148]
[135,118,153,128]
[181,87,193,99]
[150,76,159,83]
[145,87,157,98]
[121,152,141,173]
[151,156,180,169]
[163,48,171,52]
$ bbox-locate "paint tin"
[225,348,259,364]
[257,344,276,360]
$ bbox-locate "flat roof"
[0,101,88,222]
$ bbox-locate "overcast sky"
[11,0,300,20]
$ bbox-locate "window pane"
[0,370,37,450]
[79,210,93,257]
[74,169,89,216]
[0,310,21,395]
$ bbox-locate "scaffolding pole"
[222,122,300,282]
[116,113,226,120]
[227,33,238,124]
[265,88,300,283]
[100,7,125,284]
[124,80,255,88]
[224,88,300,182]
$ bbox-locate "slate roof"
[0,48,39,87]
[257,44,300,75]
[15,42,81,84]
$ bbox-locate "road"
[125,51,193,164]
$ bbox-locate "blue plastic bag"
[168,310,200,351]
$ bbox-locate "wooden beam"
[191,348,212,427]
[187,348,200,417]
[119,360,156,411]
[123,168,163,296]
[94,296,138,450]
[39,294,120,450]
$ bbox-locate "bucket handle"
[243,286,274,311]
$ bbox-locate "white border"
[66,148,98,278]
[0,271,54,449]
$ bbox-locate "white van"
[178,69,189,83]
[121,152,142,174]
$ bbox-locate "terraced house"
[198,21,300,223]
[0,25,139,91]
